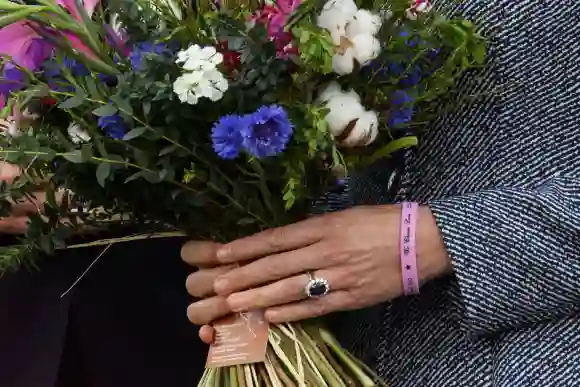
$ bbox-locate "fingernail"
[216,247,230,262]
[214,278,229,294]
[227,295,244,312]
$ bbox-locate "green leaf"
[368,136,419,164]
[0,7,47,27]
[122,126,147,141]
[36,148,56,161]
[81,144,94,161]
[62,150,84,163]
[96,163,111,187]
[92,104,118,117]
[85,76,101,99]
[58,95,84,109]
[38,234,54,255]
[111,95,133,116]
[159,144,178,156]
[44,186,56,209]
[142,100,152,116]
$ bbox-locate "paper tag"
[205,311,269,368]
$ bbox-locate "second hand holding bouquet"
[0,0,484,385]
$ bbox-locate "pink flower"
[0,0,102,108]
[0,23,53,69]
[253,0,301,58]
[254,0,301,36]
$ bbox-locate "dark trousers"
[0,237,207,387]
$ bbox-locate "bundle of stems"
[198,322,388,387]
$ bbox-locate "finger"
[226,268,352,312]
[214,243,330,295]
[181,241,222,267]
[264,291,357,324]
[186,265,236,298]
[0,162,20,182]
[0,216,29,234]
[10,189,64,217]
[216,216,327,264]
[186,296,231,326]
[199,325,215,345]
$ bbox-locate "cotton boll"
[341,110,379,147]
[343,89,362,103]
[351,34,381,66]
[317,7,352,44]
[318,81,344,103]
[346,9,382,38]
[324,94,365,137]
[332,47,355,75]
[322,0,358,14]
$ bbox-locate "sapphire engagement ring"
[304,272,330,299]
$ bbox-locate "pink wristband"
[400,202,420,295]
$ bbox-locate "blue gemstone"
[309,281,328,297]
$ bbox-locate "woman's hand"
[182,204,452,344]
[0,162,56,234]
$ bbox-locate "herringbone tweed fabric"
[321,1,580,386]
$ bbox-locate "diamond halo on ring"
[304,273,330,298]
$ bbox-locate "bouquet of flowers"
[0,0,484,385]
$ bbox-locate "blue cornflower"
[0,63,25,98]
[211,114,247,159]
[97,114,127,139]
[129,42,173,71]
[63,56,90,77]
[241,105,293,159]
[388,90,415,127]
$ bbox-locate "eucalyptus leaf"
[96,163,111,187]
[59,95,84,109]
[92,104,118,117]
[62,150,84,163]
[122,126,147,141]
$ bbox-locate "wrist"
[416,205,452,283]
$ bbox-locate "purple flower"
[97,114,126,139]
[0,63,26,98]
[388,91,414,127]
[211,114,246,159]
[241,105,293,159]
[63,56,90,77]
[129,42,174,71]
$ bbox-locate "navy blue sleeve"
[428,176,580,337]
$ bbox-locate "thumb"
[199,325,215,345]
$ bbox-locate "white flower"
[174,44,229,105]
[67,123,91,144]
[176,45,223,72]
[173,68,229,105]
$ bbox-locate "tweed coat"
[324,1,580,386]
